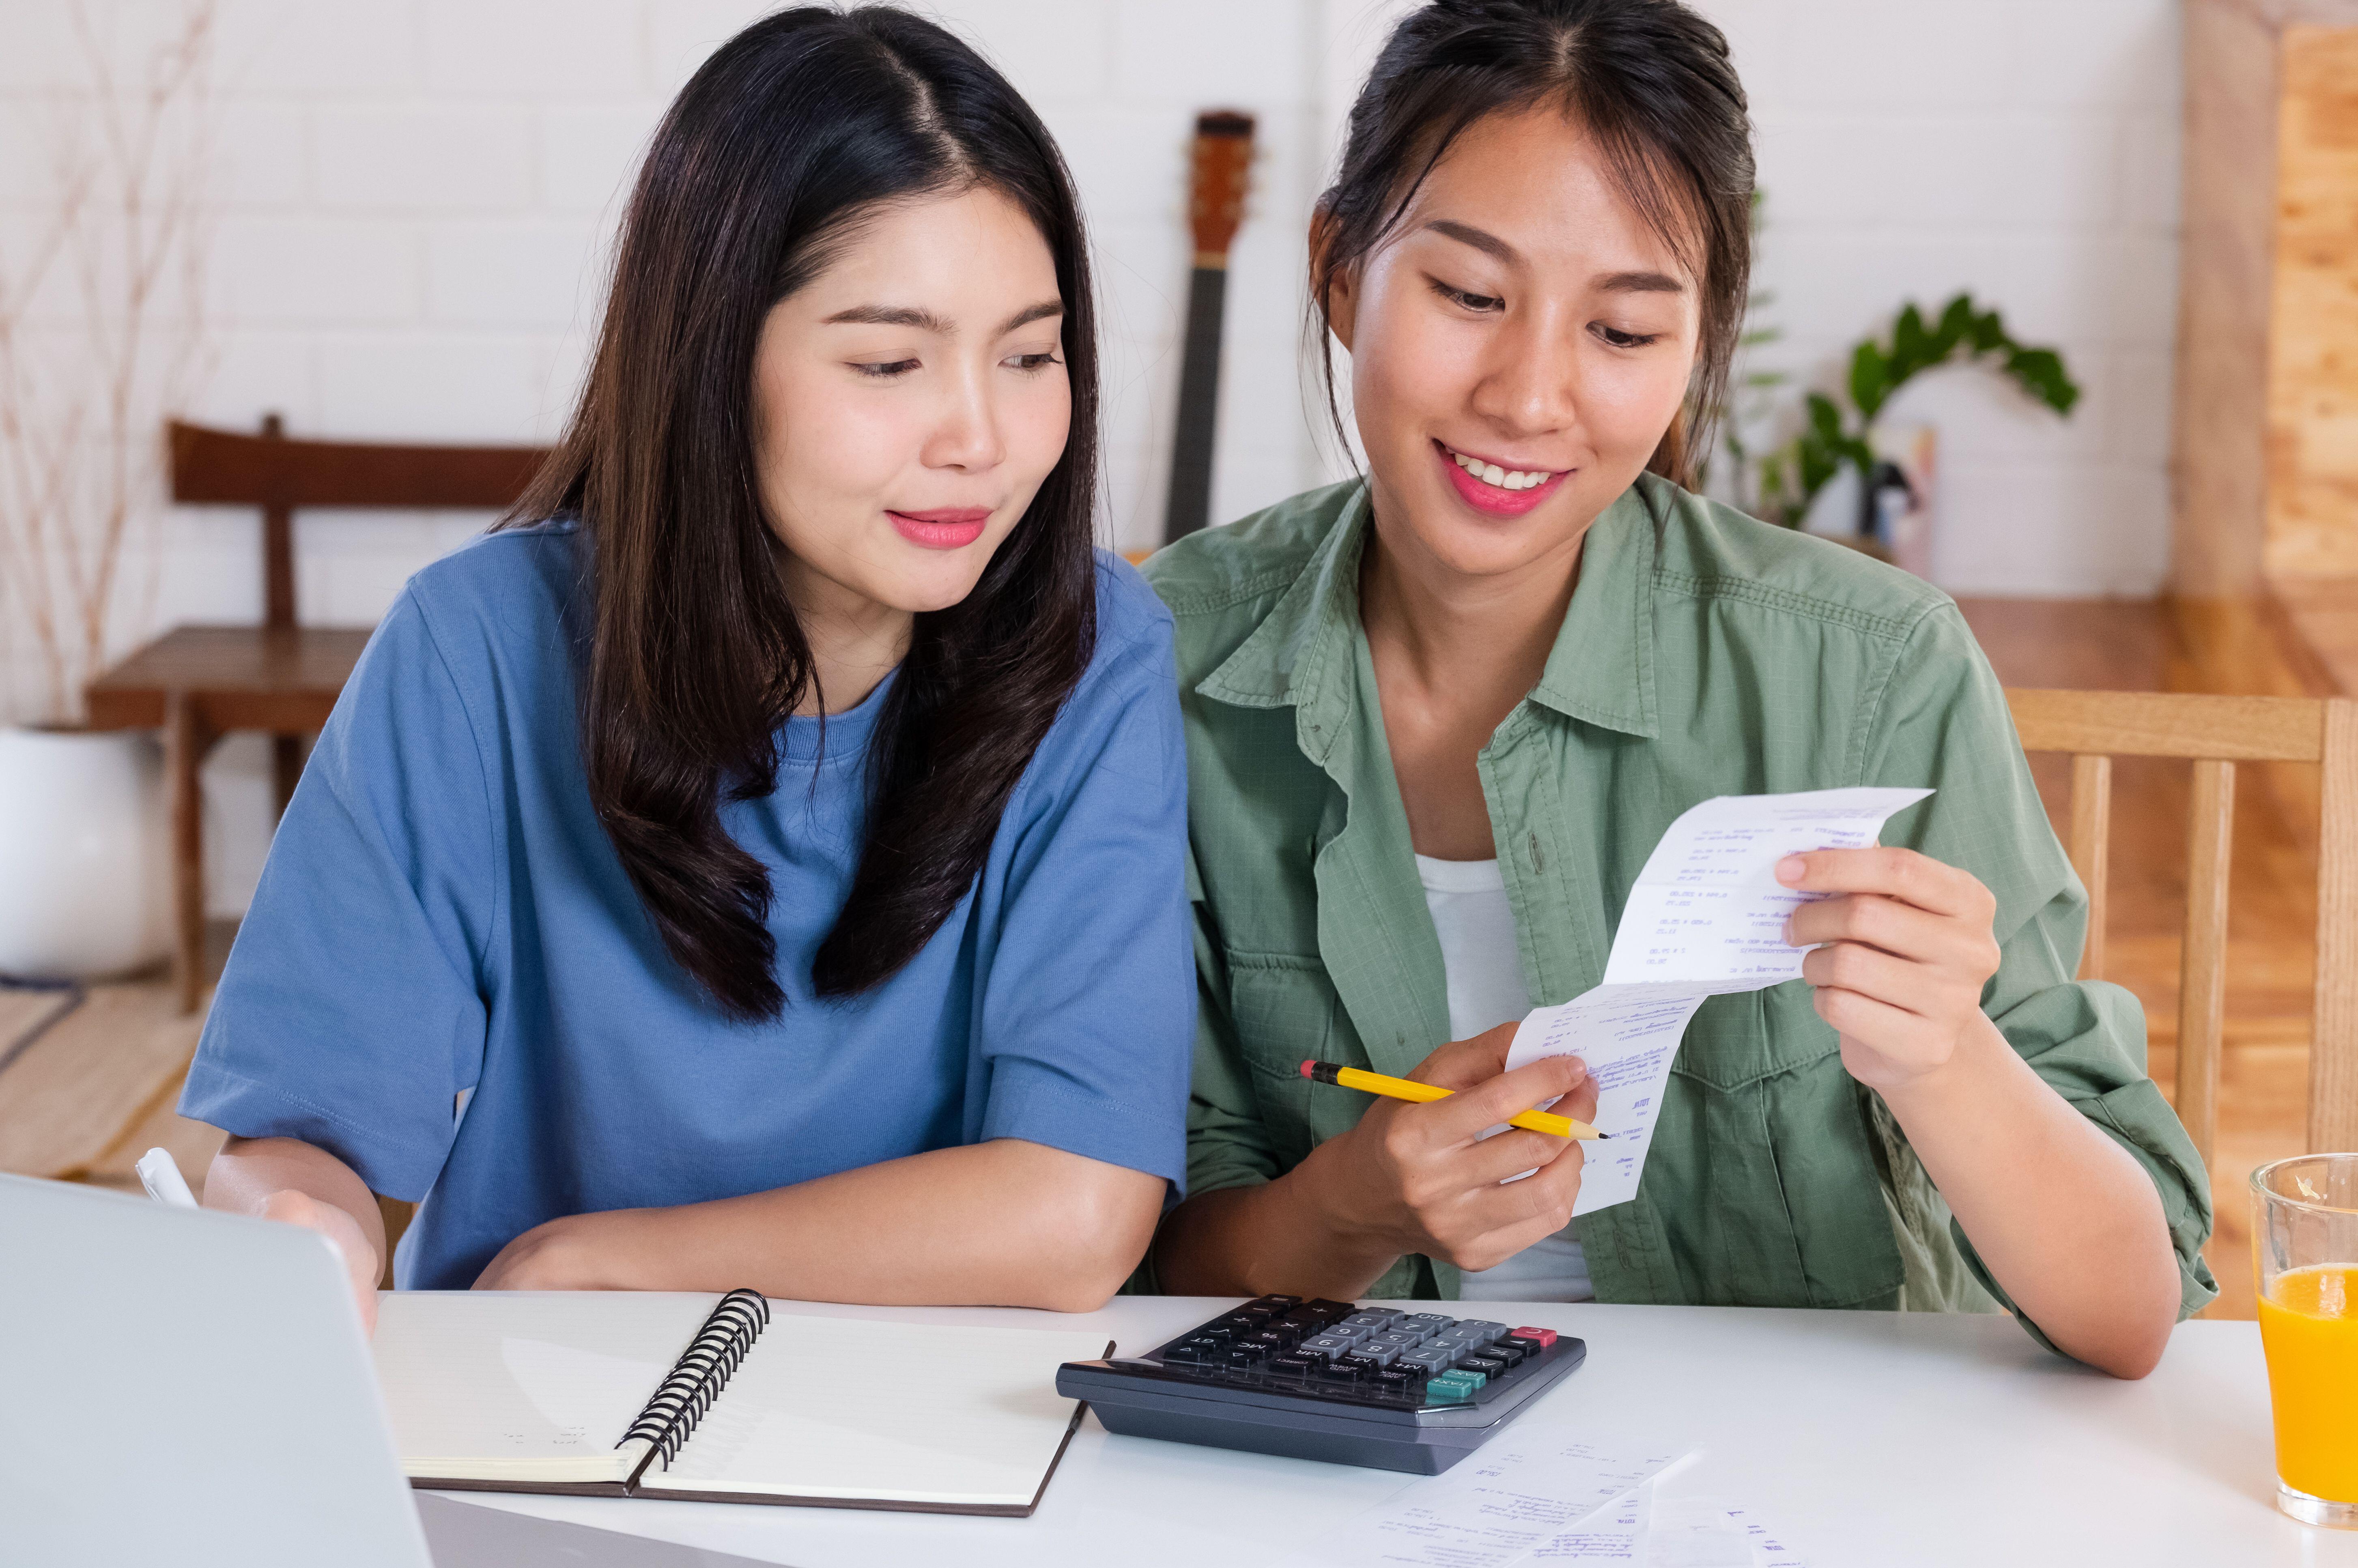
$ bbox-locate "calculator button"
[1396,1313,1452,1333]
[1400,1347,1455,1375]
[1483,1342,1528,1368]
[1496,1336,1545,1360]
[1308,1363,1360,1387]
[1510,1325,1557,1348]
[1342,1310,1401,1330]
[1251,1295,1302,1310]
[1325,1323,1373,1345]
[1265,1354,1316,1378]
[1300,1298,1356,1317]
[1457,1354,1508,1379]
[1369,1331,1423,1354]
[1435,1325,1485,1347]
[1301,1333,1357,1358]
[1243,1330,1294,1352]
[1424,1373,1478,1403]
[1458,1321,1509,1345]
[1444,1367,1487,1391]
[1161,1343,1211,1364]
[1335,1354,1383,1376]
[1351,1343,1399,1367]
[1370,1368,1416,1395]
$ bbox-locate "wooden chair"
[2004,688,2358,1175]
[84,417,551,1014]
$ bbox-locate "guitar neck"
[1162,109,1254,549]
[1163,264,1231,545]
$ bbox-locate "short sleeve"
[1863,604,2220,1344]
[178,588,497,1202]
[970,614,1195,1192]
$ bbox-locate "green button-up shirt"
[1142,474,2216,1347]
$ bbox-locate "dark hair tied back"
[1312,0,1755,484]
[506,6,1099,1021]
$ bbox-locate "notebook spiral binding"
[616,1289,771,1470]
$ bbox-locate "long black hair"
[1312,0,1754,483]
[506,5,1099,1020]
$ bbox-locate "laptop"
[0,1172,434,1567]
[0,1173,798,1568]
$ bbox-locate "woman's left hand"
[1777,846,2003,1093]
[473,1211,633,1291]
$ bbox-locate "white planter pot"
[0,727,170,980]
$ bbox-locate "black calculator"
[1056,1295,1586,1475]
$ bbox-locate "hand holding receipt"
[1506,787,1933,1215]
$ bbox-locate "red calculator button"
[1511,1326,1557,1348]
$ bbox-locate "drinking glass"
[2254,1153,2358,1528]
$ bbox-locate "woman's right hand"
[258,1188,382,1334]
[1290,1022,1598,1277]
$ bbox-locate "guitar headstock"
[1186,110,1256,267]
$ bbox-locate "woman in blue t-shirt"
[188,7,1192,1328]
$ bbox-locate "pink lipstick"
[1434,440,1569,518]
[888,507,990,550]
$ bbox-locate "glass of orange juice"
[2254,1153,2358,1528]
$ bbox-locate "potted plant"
[1725,292,2080,576]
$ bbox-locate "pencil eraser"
[1299,1059,1315,1078]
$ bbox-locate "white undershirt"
[1416,854,1594,1304]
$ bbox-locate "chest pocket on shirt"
[1224,949,1345,1172]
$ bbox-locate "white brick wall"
[0,0,2183,912]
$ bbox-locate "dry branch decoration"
[0,0,218,725]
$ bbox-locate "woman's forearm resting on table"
[475,1137,1165,1311]
[1878,1013,2182,1379]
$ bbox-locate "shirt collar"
[1197,477,1662,745]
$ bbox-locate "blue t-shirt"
[181,521,1194,1289]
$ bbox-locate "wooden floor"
[0,597,2329,1320]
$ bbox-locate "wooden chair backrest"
[2005,687,2358,1172]
[168,416,552,631]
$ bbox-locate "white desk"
[432,1297,2351,1567]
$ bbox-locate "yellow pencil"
[1298,1059,1608,1140]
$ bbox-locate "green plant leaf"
[1891,304,1936,380]
[1807,391,1845,441]
[1849,342,1891,421]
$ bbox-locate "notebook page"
[373,1290,719,1482]
[641,1317,1110,1505]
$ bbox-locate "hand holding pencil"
[1300,1060,1608,1141]
[1275,1023,1601,1282]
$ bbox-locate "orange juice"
[2258,1263,2358,1504]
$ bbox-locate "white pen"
[135,1147,198,1208]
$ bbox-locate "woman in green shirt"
[1142,0,2213,1378]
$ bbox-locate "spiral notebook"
[371,1290,1114,1516]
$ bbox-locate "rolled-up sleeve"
[178,588,496,1202]
[1865,603,2220,1343]
[1181,846,1283,1200]
[970,609,1196,1192]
